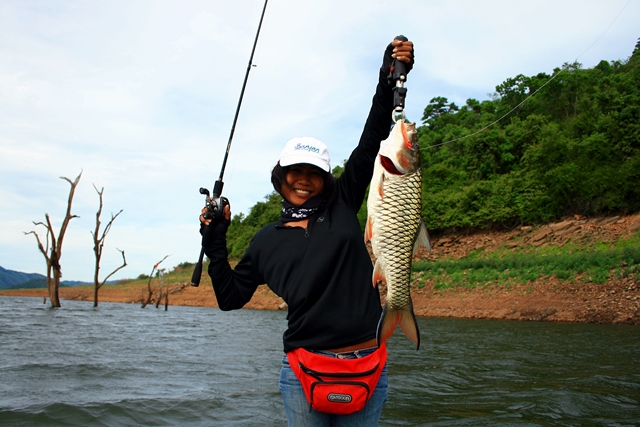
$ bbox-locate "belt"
[310,346,379,359]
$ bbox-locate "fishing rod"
[190,0,268,287]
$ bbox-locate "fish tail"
[376,302,421,350]
[399,301,421,350]
[376,303,400,347]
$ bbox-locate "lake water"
[1,296,639,426]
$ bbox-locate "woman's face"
[281,163,325,206]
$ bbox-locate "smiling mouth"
[294,189,311,195]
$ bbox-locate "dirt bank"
[4,213,640,325]
[408,212,640,325]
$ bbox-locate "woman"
[200,37,414,426]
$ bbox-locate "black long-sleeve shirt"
[206,68,394,353]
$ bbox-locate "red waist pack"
[287,343,387,415]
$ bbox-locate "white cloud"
[1,0,638,280]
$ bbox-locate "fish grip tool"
[190,0,268,287]
[389,35,408,123]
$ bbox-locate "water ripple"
[1,297,639,426]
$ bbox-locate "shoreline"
[3,213,639,325]
[3,275,639,325]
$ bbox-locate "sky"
[1,0,638,282]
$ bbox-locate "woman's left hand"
[382,37,414,75]
[391,39,413,64]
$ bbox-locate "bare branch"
[142,255,170,308]
[44,213,57,253]
[99,249,127,288]
[24,230,49,259]
[92,183,104,256]
[155,255,171,268]
[91,183,125,307]
[101,210,123,242]
[56,171,82,256]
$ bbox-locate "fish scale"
[365,119,430,350]
[375,170,422,311]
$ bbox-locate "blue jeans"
[279,348,388,427]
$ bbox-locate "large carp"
[365,119,430,349]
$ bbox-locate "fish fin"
[376,303,401,346]
[377,177,384,198]
[398,302,421,350]
[413,220,432,254]
[372,259,386,288]
[364,216,373,243]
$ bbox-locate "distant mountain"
[5,278,47,289]
[60,280,92,287]
[0,266,89,290]
[0,266,45,290]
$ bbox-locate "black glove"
[382,35,414,77]
[201,217,231,249]
[200,196,231,248]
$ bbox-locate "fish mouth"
[380,155,403,175]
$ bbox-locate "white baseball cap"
[278,137,331,172]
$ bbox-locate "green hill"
[5,278,48,289]
[222,39,640,259]
[0,266,45,290]
[0,266,93,290]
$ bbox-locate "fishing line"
[572,0,632,63]
[190,0,268,287]
[422,0,633,151]
[425,71,563,149]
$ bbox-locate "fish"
[364,119,431,350]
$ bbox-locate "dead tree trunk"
[24,172,82,308]
[154,269,170,310]
[92,184,126,307]
[141,255,169,308]
[155,269,163,308]
[141,273,154,309]
[93,249,126,307]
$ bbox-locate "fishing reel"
[191,186,229,287]
[191,185,229,288]
[199,187,229,221]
